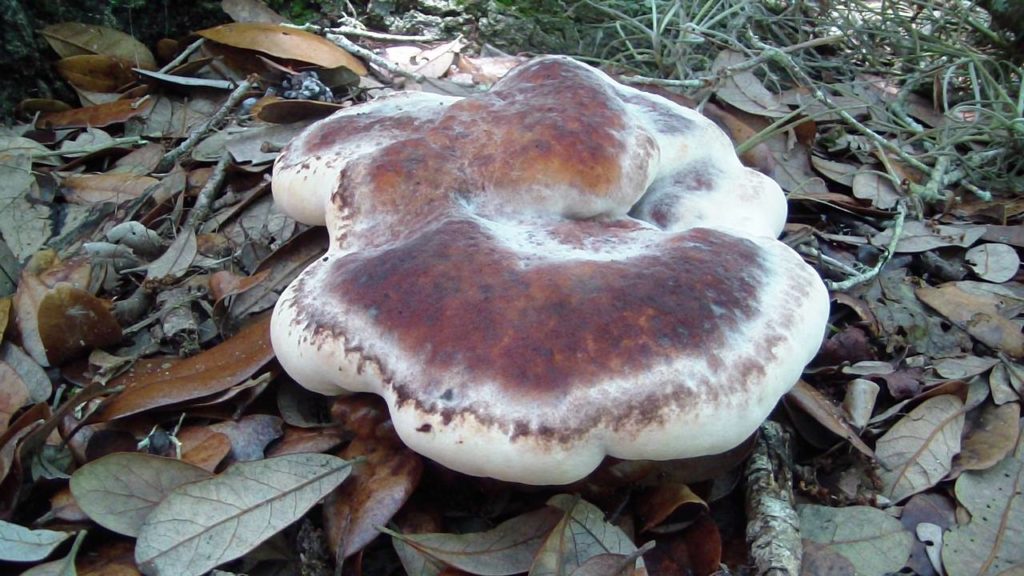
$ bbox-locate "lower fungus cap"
[270,56,830,485]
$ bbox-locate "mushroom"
[270,56,829,485]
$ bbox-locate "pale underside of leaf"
[134,453,351,576]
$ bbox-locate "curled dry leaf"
[134,453,352,576]
[942,448,1024,576]
[900,493,956,576]
[784,380,875,457]
[0,520,72,562]
[69,452,211,537]
[635,484,708,533]
[92,313,273,421]
[196,23,367,74]
[876,394,966,503]
[799,504,913,576]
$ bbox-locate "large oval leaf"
[70,452,211,537]
[876,394,965,502]
[196,23,366,74]
[135,453,351,576]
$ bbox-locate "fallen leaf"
[966,243,1020,284]
[388,506,563,575]
[141,229,197,281]
[872,221,986,253]
[0,149,53,261]
[876,395,965,503]
[0,362,31,431]
[61,173,159,205]
[711,50,787,117]
[92,313,273,421]
[19,529,86,576]
[900,493,956,576]
[635,484,707,533]
[175,426,232,472]
[55,54,137,92]
[37,97,155,129]
[942,448,1024,576]
[196,23,367,74]
[78,539,140,576]
[951,400,1020,476]
[209,413,283,461]
[934,356,1000,380]
[324,426,423,558]
[917,283,1024,358]
[40,22,156,69]
[852,170,901,209]
[134,453,352,576]
[784,380,875,457]
[0,520,72,562]
[800,540,856,576]
[70,452,212,537]
[532,494,645,576]
[798,504,913,576]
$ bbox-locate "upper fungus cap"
[270,56,830,485]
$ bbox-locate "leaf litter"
[1,0,1024,575]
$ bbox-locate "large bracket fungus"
[270,56,830,485]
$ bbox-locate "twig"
[159,37,206,74]
[618,34,845,89]
[281,22,427,83]
[326,32,425,83]
[745,421,802,576]
[155,75,255,173]
[297,20,441,42]
[183,150,232,230]
[824,202,907,292]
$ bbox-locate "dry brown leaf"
[197,22,367,74]
[40,22,156,70]
[92,313,273,421]
[635,484,707,534]
[784,380,875,457]
[876,394,965,503]
[55,54,136,92]
[265,425,344,457]
[37,97,155,129]
[324,428,423,558]
[0,363,31,432]
[176,426,233,472]
[951,400,1020,477]
[78,539,141,576]
[917,283,1024,358]
[61,173,159,205]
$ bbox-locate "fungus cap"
[270,56,829,485]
